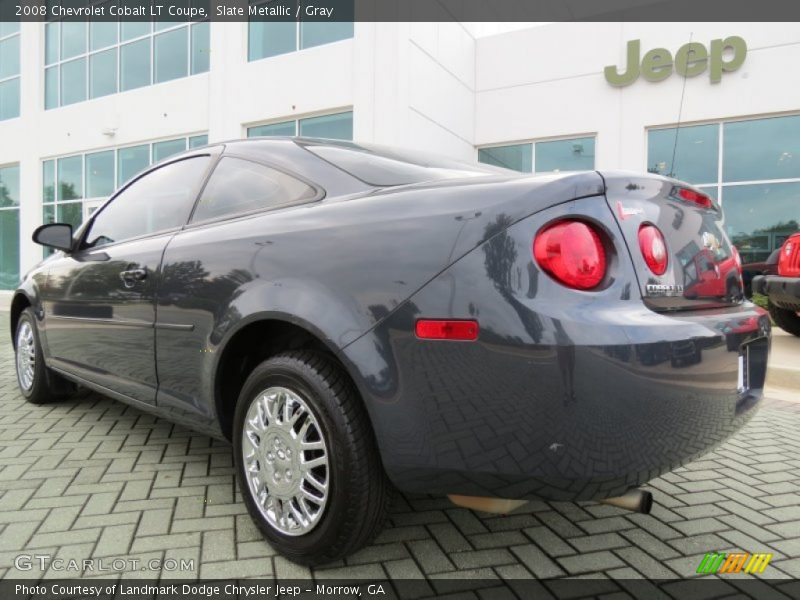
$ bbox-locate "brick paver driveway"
[1,312,799,589]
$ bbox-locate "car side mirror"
[32,223,74,252]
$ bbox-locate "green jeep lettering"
[709,36,747,83]
[675,42,708,77]
[605,36,746,86]
[642,47,673,82]
[604,39,641,86]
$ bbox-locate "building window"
[188,133,209,149]
[478,136,596,173]
[0,164,20,290]
[248,111,353,140]
[648,115,800,263]
[42,134,209,245]
[248,3,353,61]
[478,144,532,173]
[44,20,210,109]
[723,116,800,183]
[535,138,596,172]
[647,124,719,185]
[0,22,20,121]
[117,144,150,187]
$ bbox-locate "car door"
[154,156,321,420]
[42,154,215,404]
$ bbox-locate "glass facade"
[45,20,210,109]
[154,27,189,84]
[188,134,209,149]
[722,183,800,260]
[85,151,115,198]
[248,111,353,140]
[648,115,800,263]
[248,4,353,62]
[117,145,150,188]
[478,136,596,173]
[90,48,117,99]
[647,124,719,184]
[42,134,209,241]
[299,112,354,140]
[300,22,354,50]
[154,138,189,162]
[535,138,596,172]
[119,38,150,92]
[0,23,20,121]
[723,116,800,183]
[248,120,297,137]
[249,22,296,61]
[478,144,532,173]
[0,165,20,289]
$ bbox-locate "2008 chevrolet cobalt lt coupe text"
[11,138,770,564]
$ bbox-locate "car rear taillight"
[638,224,668,276]
[533,220,607,290]
[673,187,713,209]
[415,320,479,341]
[778,236,800,277]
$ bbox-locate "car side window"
[190,157,317,223]
[83,156,211,249]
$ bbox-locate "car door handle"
[120,268,147,287]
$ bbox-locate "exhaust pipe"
[599,488,653,514]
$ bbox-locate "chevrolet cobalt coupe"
[11,139,770,564]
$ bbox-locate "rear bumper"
[344,197,772,502]
[753,275,800,311]
[347,302,771,502]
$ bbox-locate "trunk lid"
[601,171,744,311]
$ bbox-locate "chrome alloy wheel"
[16,321,36,392]
[241,386,330,536]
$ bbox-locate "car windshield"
[302,140,513,186]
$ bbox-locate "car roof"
[162,136,603,198]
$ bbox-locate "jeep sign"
[604,36,747,86]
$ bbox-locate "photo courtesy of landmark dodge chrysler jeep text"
[10,138,770,564]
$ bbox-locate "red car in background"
[684,241,743,301]
[754,232,800,336]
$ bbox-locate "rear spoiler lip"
[596,170,721,211]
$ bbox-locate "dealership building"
[0,21,798,291]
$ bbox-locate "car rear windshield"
[302,141,510,187]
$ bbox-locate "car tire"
[14,308,75,404]
[768,301,800,337]
[233,350,393,565]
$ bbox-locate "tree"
[0,183,14,208]
[755,220,799,233]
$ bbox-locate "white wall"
[354,22,476,160]
[475,22,800,170]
